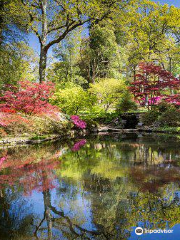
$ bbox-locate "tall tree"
[78,23,123,84]
[0,0,4,46]
[20,0,129,83]
[114,0,180,80]
[47,28,85,85]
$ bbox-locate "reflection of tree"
[0,157,60,195]
[0,187,34,240]
[82,174,180,239]
[122,186,180,230]
[0,142,66,239]
[0,142,68,194]
[130,166,180,192]
[1,135,180,239]
[34,187,108,240]
[58,136,180,239]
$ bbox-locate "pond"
[0,133,180,240]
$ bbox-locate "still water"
[0,133,180,240]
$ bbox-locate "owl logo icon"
[135,227,143,235]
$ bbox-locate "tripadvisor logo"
[135,227,174,235]
[135,227,143,235]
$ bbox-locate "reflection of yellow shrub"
[58,153,127,182]
[91,161,127,180]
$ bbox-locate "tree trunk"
[39,0,48,83]
[133,65,136,81]
[0,1,4,46]
[39,46,47,83]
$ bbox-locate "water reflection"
[0,134,180,239]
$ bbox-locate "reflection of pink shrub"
[0,154,60,195]
[0,156,7,168]
[72,139,87,152]
[71,115,86,129]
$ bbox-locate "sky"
[28,0,180,57]
[154,0,180,7]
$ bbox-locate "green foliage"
[89,78,127,112]
[157,101,172,113]
[47,28,88,87]
[51,84,94,115]
[0,42,38,88]
[80,116,98,131]
[114,0,180,78]
[77,24,124,83]
[142,103,180,127]
[19,0,124,82]
[83,110,120,124]
[158,107,180,127]
[141,110,159,126]
[116,91,137,112]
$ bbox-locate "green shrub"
[51,84,94,115]
[91,111,120,124]
[89,78,127,112]
[80,107,120,124]
[141,110,159,126]
[80,116,98,130]
[142,104,180,127]
[158,107,180,127]
[116,91,137,113]
[157,101,172,113]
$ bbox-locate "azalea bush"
[0,80,72,137]
[0,80,58,116]
[71,115,86,129]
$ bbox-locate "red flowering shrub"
[71,115,87,129]
[130,62,180,108]
[0,81,72,136]
[0,81,58,115]
[0,112,31,127]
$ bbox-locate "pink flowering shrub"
[72,139,87,152]
[71,115,86,129]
